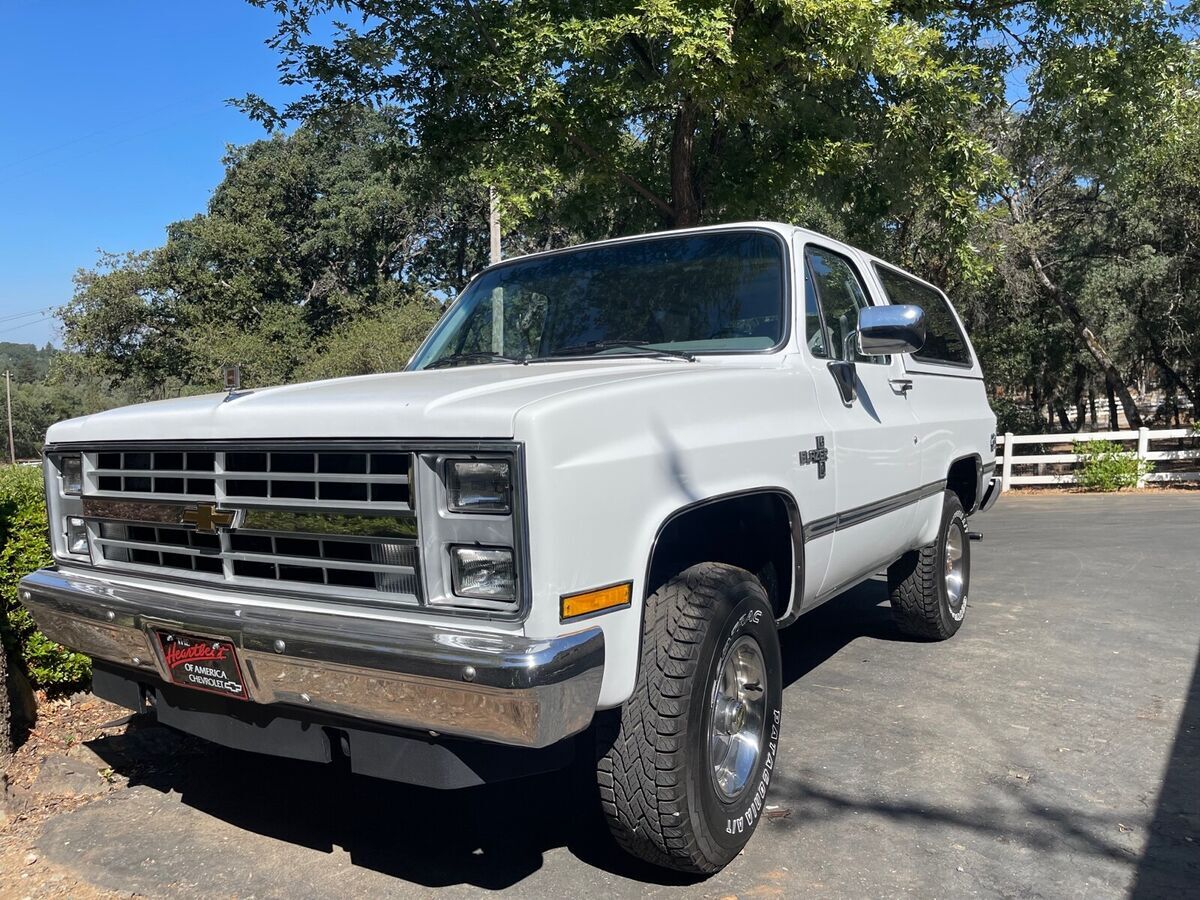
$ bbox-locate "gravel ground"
[1,491,1197,899]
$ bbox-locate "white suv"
[21,222,998,873]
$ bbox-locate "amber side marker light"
[561,581,632,621]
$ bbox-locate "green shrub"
[1073,439,1153,492]
[990,396,1043,436]
[0,464,91,691]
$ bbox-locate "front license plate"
[155,631,248,701]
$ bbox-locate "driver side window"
[804,246,885,364]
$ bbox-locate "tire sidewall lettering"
[945,510,969,623]
[725,707,780,835]
[693,592,782,854]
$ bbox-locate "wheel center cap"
[718,698,747,735]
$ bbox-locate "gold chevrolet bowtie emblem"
[182,504,237,534]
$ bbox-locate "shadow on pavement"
[1130,643,1200,897]
[778,577,913,688]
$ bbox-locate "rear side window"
[874,265,972,366]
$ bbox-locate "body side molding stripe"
[803,479,947,542]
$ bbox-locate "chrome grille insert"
[95,522,419,600]
[89,449,412,512]
[80,445,420,607]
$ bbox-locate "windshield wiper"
[546,340,696,362]
[425,352,526,370]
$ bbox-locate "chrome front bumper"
[18,568,604,749]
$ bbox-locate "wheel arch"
[946,454,983,515]
[642,487,804,624]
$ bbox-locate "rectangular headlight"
[65,516,90,558]
[447,460,511,514]
[450,546,515,600]
[60,454,83,495]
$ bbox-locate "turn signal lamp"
[561,582,632,621]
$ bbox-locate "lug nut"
[462,666,476,682]
[273,639,286,653]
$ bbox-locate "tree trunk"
[1105,381,1119,429]
[1073,364,1086,431]
[1143,335,1196,409]
[1088,386,1098,430]
[669,99,701,228]
[1055,402,1073,433]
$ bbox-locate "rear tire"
[596,563,783,873]
[888,491,970,640]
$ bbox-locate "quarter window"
[802,265,828,358]
[873,266,971,366]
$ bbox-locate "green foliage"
[0,465,90,691]
[0,342,55,383]
[7,371,140,460]
[1073,439,1153,492]
[989,397,1042,437]
[294,296,444,382]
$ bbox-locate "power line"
[0,305,57,325]
[0,96,219,176]
[0,315,56,338]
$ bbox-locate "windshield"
[409,230,786,369]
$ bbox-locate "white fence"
[998,428,1200,490]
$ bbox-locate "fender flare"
[633,486,806,688]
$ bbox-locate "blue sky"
[0,1,292,348]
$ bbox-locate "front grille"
[95,522,419,597]
[80,445,421,607]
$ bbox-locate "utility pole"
[489,187,502,265]
[488,187,504,354]
[4,371,14,465]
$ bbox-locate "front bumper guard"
[18,568,604,749]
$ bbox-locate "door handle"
[889,378,913,394]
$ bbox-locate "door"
[799,242,923,599]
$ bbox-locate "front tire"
[596,563,783,873]
[888,490,970,640]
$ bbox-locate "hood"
[45,361,709,444]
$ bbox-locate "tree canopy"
[60,111,483,395]
[32,0,1200,442]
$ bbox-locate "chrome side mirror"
[858,304,926,355]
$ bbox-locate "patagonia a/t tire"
[596,563,783,873]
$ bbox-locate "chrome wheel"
[944,521,966,614]
[708,635,767,802]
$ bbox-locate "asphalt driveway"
[6,492,1199,898]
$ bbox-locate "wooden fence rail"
[997,428,1200,490]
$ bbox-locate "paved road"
[20,494,1200,897]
